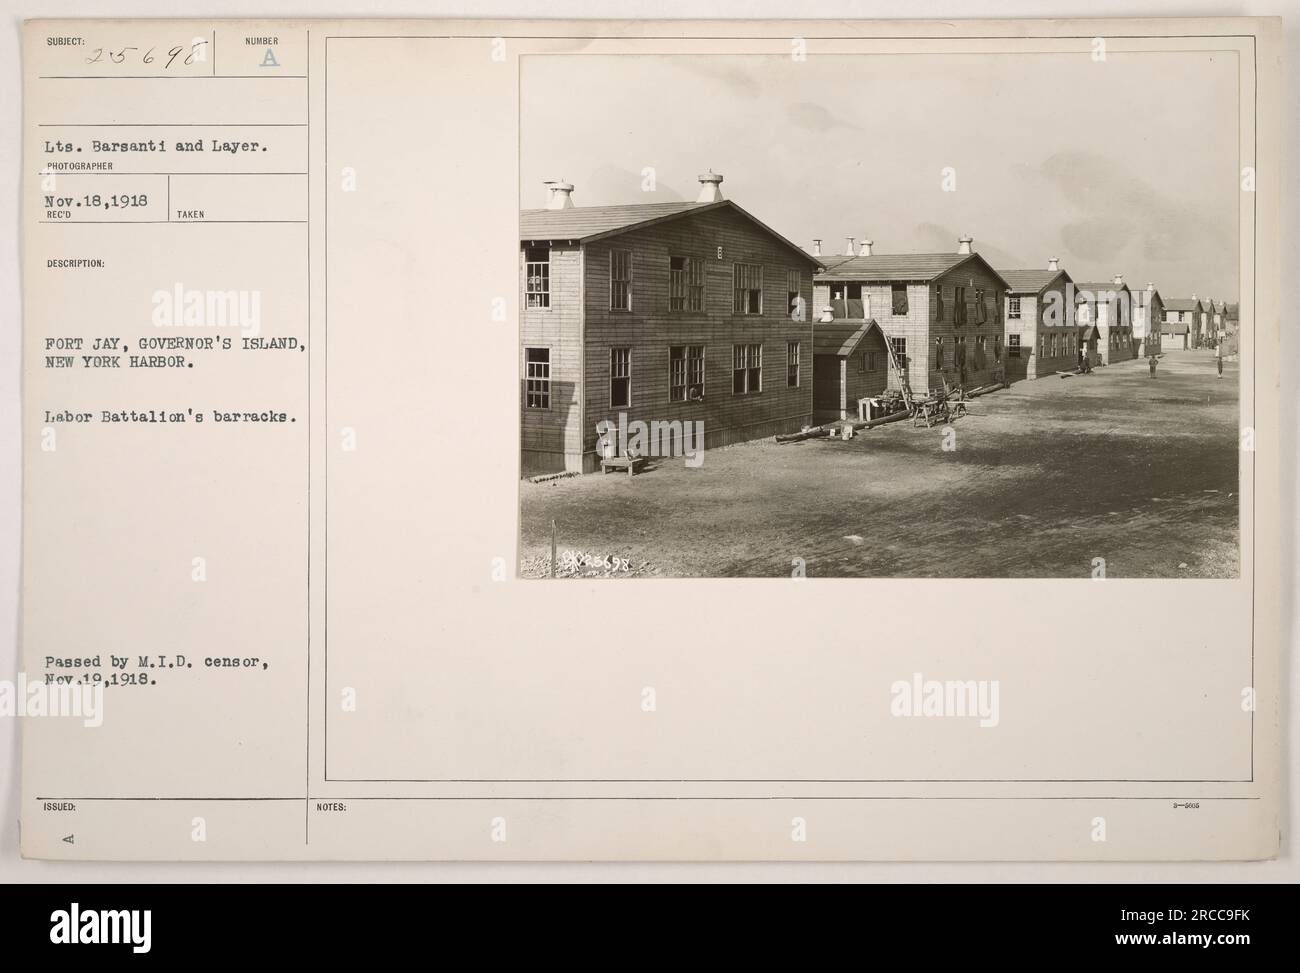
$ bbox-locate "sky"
[521,50,1241,301]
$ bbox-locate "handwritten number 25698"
[85,39,208,69]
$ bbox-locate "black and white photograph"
[1,3,1291,931]
[518,51,1242,579]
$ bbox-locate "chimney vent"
[1147,281,1154,292]
[957,235,973,255]
[696,170,724,203]
[811,239,822,257]
[819,305,835,323]
[859,239,874,257]
[1113,273,1124,286]
[843,236,856,257]
[543,180,575,210]
[1047,257,1059,272]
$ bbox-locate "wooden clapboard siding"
[845,328,890,405]
[1080,284,1135,366]
[815,253,1013,395]
[812,281,930,392]
[929,262,1007,392]
[1136,292,1164,355]
[520,243,585,471]
[578,205,816,456]
[1003,276,1077,380]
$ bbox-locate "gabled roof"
[521,201,702,240]
[1131,287,1162,306]
[813,319,886,357]
[1075,281,1132,296]
[816,251,1010,289]
[1163,298,1203,312]
[997,269,1071,295]
[519,199,822,269]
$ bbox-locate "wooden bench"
[600,454,647,478]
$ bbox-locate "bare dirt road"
[519,350,1240,578]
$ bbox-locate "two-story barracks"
[520,174,822,473]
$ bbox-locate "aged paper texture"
[20,17,1281,860]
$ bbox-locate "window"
[733,343,762,394]
[670,256,704,312]
[787,270,804,321]
[524,347,550,408]
[954,286,967,325]
[975,334,987,367]
[786,341,800,387]
[1008,334,1022,358]
[830,282,865,320]
[890,336,907,366]
[610,347,631,407]
[994,335,1003,361]
[861,350,880,372]
[891,283,909,316]
[1008,296,1021,319]
[954,335,967,369]
[934,336,945,369]
[525,246,550,309]
[670,345,705,402]
[933,285,945,321]
[974,288,987,325]
[734,263,763,314]
[609,250,632,311]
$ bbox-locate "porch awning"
[814,323,869,357]
[813,318,887,358]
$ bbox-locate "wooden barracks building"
[1074,276,1135,366]
[813,235,1011,399]
[997,257,1078,381]
[519,173,822,473]
[1130,283,1164,357]
[1162,296,1205,350]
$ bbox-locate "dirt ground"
[519,349,1240,578]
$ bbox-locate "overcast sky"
[521,51,1240,301]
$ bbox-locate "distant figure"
[1215,343,1224,378]
[1149,356,1158,378]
